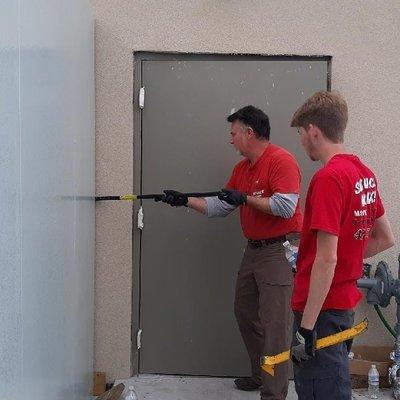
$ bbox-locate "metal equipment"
[357,255,400,399]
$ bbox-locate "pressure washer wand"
[95,191,223,201]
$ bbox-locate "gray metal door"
[134,53,329,376]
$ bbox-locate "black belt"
[248,235,287,249]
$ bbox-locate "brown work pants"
[235,239,295,400]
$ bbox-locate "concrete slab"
[117,375,394,399]
[353,388,393,399]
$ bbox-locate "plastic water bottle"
[368,364,379,399]
[123,385,138,400]
[283,240,298,273]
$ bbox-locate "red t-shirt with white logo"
[291,154,385,312]
[226,143,303,239]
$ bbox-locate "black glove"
[153,194,165,202]
[162,190,188,207]
[290,327,317,364]
[218,189,247,206]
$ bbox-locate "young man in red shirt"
[289,91,395,399]
[159,105,302,400]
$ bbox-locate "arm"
[160,190,236,217]
[246,192,299,218]
[220,189,298,217]
[246,196,272,213]
[187,196,237,217]
[187,197,207,214]
[364,214,395,258]
[300,231,338,330]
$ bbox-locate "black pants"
[292,309,355,400]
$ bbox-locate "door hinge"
[137,206,144,230]
[139,87,145,109]
[137,329,143,350]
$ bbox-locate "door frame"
[131,51,332,374]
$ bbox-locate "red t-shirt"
[291,154,385,312]
[226,143,303,239]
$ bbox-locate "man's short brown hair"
[290,91,348,143]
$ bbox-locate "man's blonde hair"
[290,91,348,143]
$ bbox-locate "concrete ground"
[117,375,394,399]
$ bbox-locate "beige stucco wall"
[90,0,400,380]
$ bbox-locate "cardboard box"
[93,371,106,396]
[349,346,393,388]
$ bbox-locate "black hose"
[374,304,397,338]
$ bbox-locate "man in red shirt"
[289,91,395,399]
[159,105,302,400]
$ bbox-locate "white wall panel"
[0,1,94,398]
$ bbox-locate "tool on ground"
[95,191,222,201]
[261,318,368,376]
[96,382,125,400]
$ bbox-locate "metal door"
[133,53,330,376]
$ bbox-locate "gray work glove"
[218,189,247,206]
[290,327,317,364]
[162,190,188,207]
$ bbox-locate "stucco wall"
[90,0,400,380]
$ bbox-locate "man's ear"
[309,124,321,139]
[247,127,255,138]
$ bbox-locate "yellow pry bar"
[120,194,138,201]
[261,318,368,376]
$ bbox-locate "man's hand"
[290,327,317,364]
[161,190,188,207]
[218,189,247,206]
